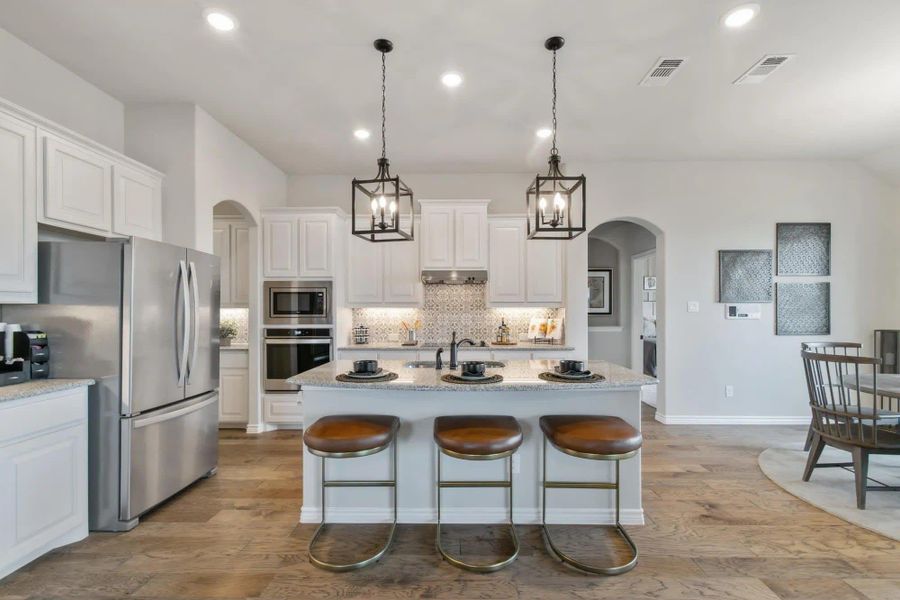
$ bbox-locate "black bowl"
[559,359,585,374]
[353,359,378,374]
[460,361,487,377]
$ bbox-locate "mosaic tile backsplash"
[220,308,249,345]
[351,284,560,344]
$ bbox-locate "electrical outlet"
[687,301,700,313]
[725,385,734,398]
[511,454,521,474]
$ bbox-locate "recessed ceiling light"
[205,10,237,32]
[441,72,463,88]
[722,4,759,28]
[535,127,553,139]
[353,129,371,140]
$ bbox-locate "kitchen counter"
[294,359,654,526]
[338,342,575,352]
[221,344,249,351]
[0,378,95,404]
[291,359,653,392]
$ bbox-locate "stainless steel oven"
[264,328,332,392]
[264,281,332,325]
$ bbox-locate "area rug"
[758,443,900,541]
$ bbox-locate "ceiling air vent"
[639,57,687,87]
[734,54,795,85]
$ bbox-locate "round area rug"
[758,443,900,541]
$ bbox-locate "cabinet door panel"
[526,238,564,304]
[298,215,332,277]
[43,136,111,233]
[219,368,249,424]
[212,222,231,306]
[263,217,297,277]
[347,232,383,304]
[112,164,161,240]
[421,207,454,269]
[488,219,526,303]
[0,112,37,301]
[231,225,250,306]
[383,231,421,304]
[454,206,487,269]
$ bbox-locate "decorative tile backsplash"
[352,284,560,344]
[220,308,249,345]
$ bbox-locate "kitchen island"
[289,359,655,525]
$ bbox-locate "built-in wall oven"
[264,281,332,325]
[264,328,332,392]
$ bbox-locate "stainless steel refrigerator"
[4,238,220,531]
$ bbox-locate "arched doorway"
[212,200,262,432]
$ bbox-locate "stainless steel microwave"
[263,281,332,325]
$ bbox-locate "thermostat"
[725,304,761,320]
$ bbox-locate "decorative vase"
[221,337,232,347]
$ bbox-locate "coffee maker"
[0,323,32,387]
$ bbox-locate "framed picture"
[588,268,613,315]
[643,276,657,290]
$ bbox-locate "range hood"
[421,270,487,285]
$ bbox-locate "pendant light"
[526,36,586,240]
[351,39,414,242]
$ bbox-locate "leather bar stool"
[303,414,400,571]
[539,415,642,575]
[433,415,523,572]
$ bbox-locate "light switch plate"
[725,303,761,320]
[687,301,700,313]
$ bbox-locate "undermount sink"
[404,360,506,369]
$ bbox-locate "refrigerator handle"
[177,260,191,387]
[187,261,200,381]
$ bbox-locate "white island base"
[294,360,652,526]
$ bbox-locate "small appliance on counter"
[352,324,370,345]
[0,323,31,387]
[26,330,50,380]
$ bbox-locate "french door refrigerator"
[4,238,220,531]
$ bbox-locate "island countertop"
[289,359,655,392]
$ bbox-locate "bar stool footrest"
[309,521,398,572]
[542,523,638,575]
[436,523,520,574]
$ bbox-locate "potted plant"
[220,318,239,347]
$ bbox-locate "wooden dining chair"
[801,349,900,509]
[800,343,862,450]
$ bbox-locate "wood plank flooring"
[1,405,898,599]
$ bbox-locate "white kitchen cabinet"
[213,217,250,308]
[112,163,162,241]
[0,111,37,304]
[298,214,333,278]
[487,219,526,303]
[219,350,249,426]
[419,200,489,271]
[383,232,421,304]
[264,395,303,425]
[42,134,112,234]
[263,215,298,278]
[347,232,383,304]
[420,204,455,269]
[526,237,564,304]
[0,386,89,580]
[454,204,489,269]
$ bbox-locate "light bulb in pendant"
[378,195,386,208]
[388,200,397,214]
[553,192,565,210]
[370,198,379,214]
[538,197,548,213]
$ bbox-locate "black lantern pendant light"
[351,39,414,242]
[526,36,586,240]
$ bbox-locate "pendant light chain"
[551,48,558,156]
[381,51,387,161]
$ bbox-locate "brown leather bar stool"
[433,415,523,572]
[540,415,642,575]
[303,414,400,571]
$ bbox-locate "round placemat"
[441,373,504,385]
[336,372,399,383]
[539,372,606,383]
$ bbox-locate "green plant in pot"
[220,318,239,347]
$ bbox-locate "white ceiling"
[2,0,900,179]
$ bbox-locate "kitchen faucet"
[449,331,475,370]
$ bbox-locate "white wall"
[566,160,900,422]
[0,27,124,151]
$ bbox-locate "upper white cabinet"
[487,216,564,306]
[261,209,343,279]
[213,217,250,307]
[347,218,421,307]
[419,200,489,270]
[0,111,37,304]
[112,164,162,240]
[42,134,112,234]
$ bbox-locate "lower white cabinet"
[264,395,303,425]
[0,386,89,580]
[219,350,249,426]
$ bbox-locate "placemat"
[441,374,504,385]
[335,372,399,383]
[539,372,606,384]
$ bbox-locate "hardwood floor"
[2,405,898,600]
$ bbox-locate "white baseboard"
[655,413,809,425]
[245,423,272,434]
[299,506,644,526]
[245,422,303,434]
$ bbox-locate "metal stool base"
[541,523,637,575]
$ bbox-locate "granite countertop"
[290,359,655,392]
[339,342,575,352]
[0,379,95,403]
